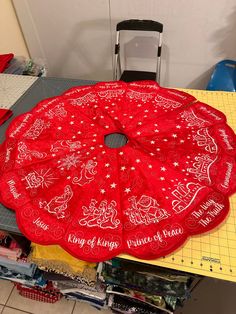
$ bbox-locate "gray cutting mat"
[0,77,126,233]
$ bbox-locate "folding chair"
[114,19,163,83]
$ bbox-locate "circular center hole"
[104,132,128,148]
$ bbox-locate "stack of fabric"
[0,53,14,73]
[98,259,198,313]
[29,243,107,308]
[0,231,22,260]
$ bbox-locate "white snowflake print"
[58,153,81,170]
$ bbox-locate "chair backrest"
[116,19,163,32]
[114,19,163,82]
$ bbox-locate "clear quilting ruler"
[0,74,38,109]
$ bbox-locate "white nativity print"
[125,195,169,226]
[98,89,125,99]
[22,169,58,189]
[39,185,73,219]
[127,90,154,102]
[193,128,218,153]
[23,119,50,140]
[45,104,67,120]
[50,140,81,153]
[17,141,47,163]
[58,153,81,170]
[79,199,120,229]
[154,94,182,109]
[72,160,97,186]
[187,154,217,183]
[180,109,207,127]
[70,92,96,106]
[171,181,205,213]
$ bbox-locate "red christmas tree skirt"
[0,81,236,262]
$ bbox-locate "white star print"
[70,121,74,125]
[67,176,71,180]
[121,166,126,171]
[80,121,84,124]
[110,183,117,188]
[131,167,135,170]
[148,165,153,169]
[90,147,95,150]
[136,131,141,135]
[176,125,181,129]
[100,189,106,194]
[119,152,124,155]
[150,141,155,144]
[135,159,141,163]
[52,154,56,157]
[172,134,177,138]
[57,127,62,130]
[161,167,166,171]
[163,139,168,142]
[102,151,106,154]
[180,140,185,143]
[105,163,110,167]
[77,131,82,134]
[106,174,110,178]
[173,162,179,167]
[154,129,159,133]
[137,122,142,125]
[125,188,131,193]
[160,177,165,181]
[105,125,109,129]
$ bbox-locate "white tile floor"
[1,277,236,314]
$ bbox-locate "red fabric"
[0,81,236,262]
[0,53,14,72]
[0,109,13,125]
[15,283,62,303]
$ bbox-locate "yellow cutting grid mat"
[120,89,236,282]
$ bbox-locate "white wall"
[13,0,236,88]
[0,0,29,57]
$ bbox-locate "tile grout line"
[3,285,33,314]
[71,300,76,314]
[3,305,33,314]
[4,283,15,306]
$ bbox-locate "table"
[0,76,235,282]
